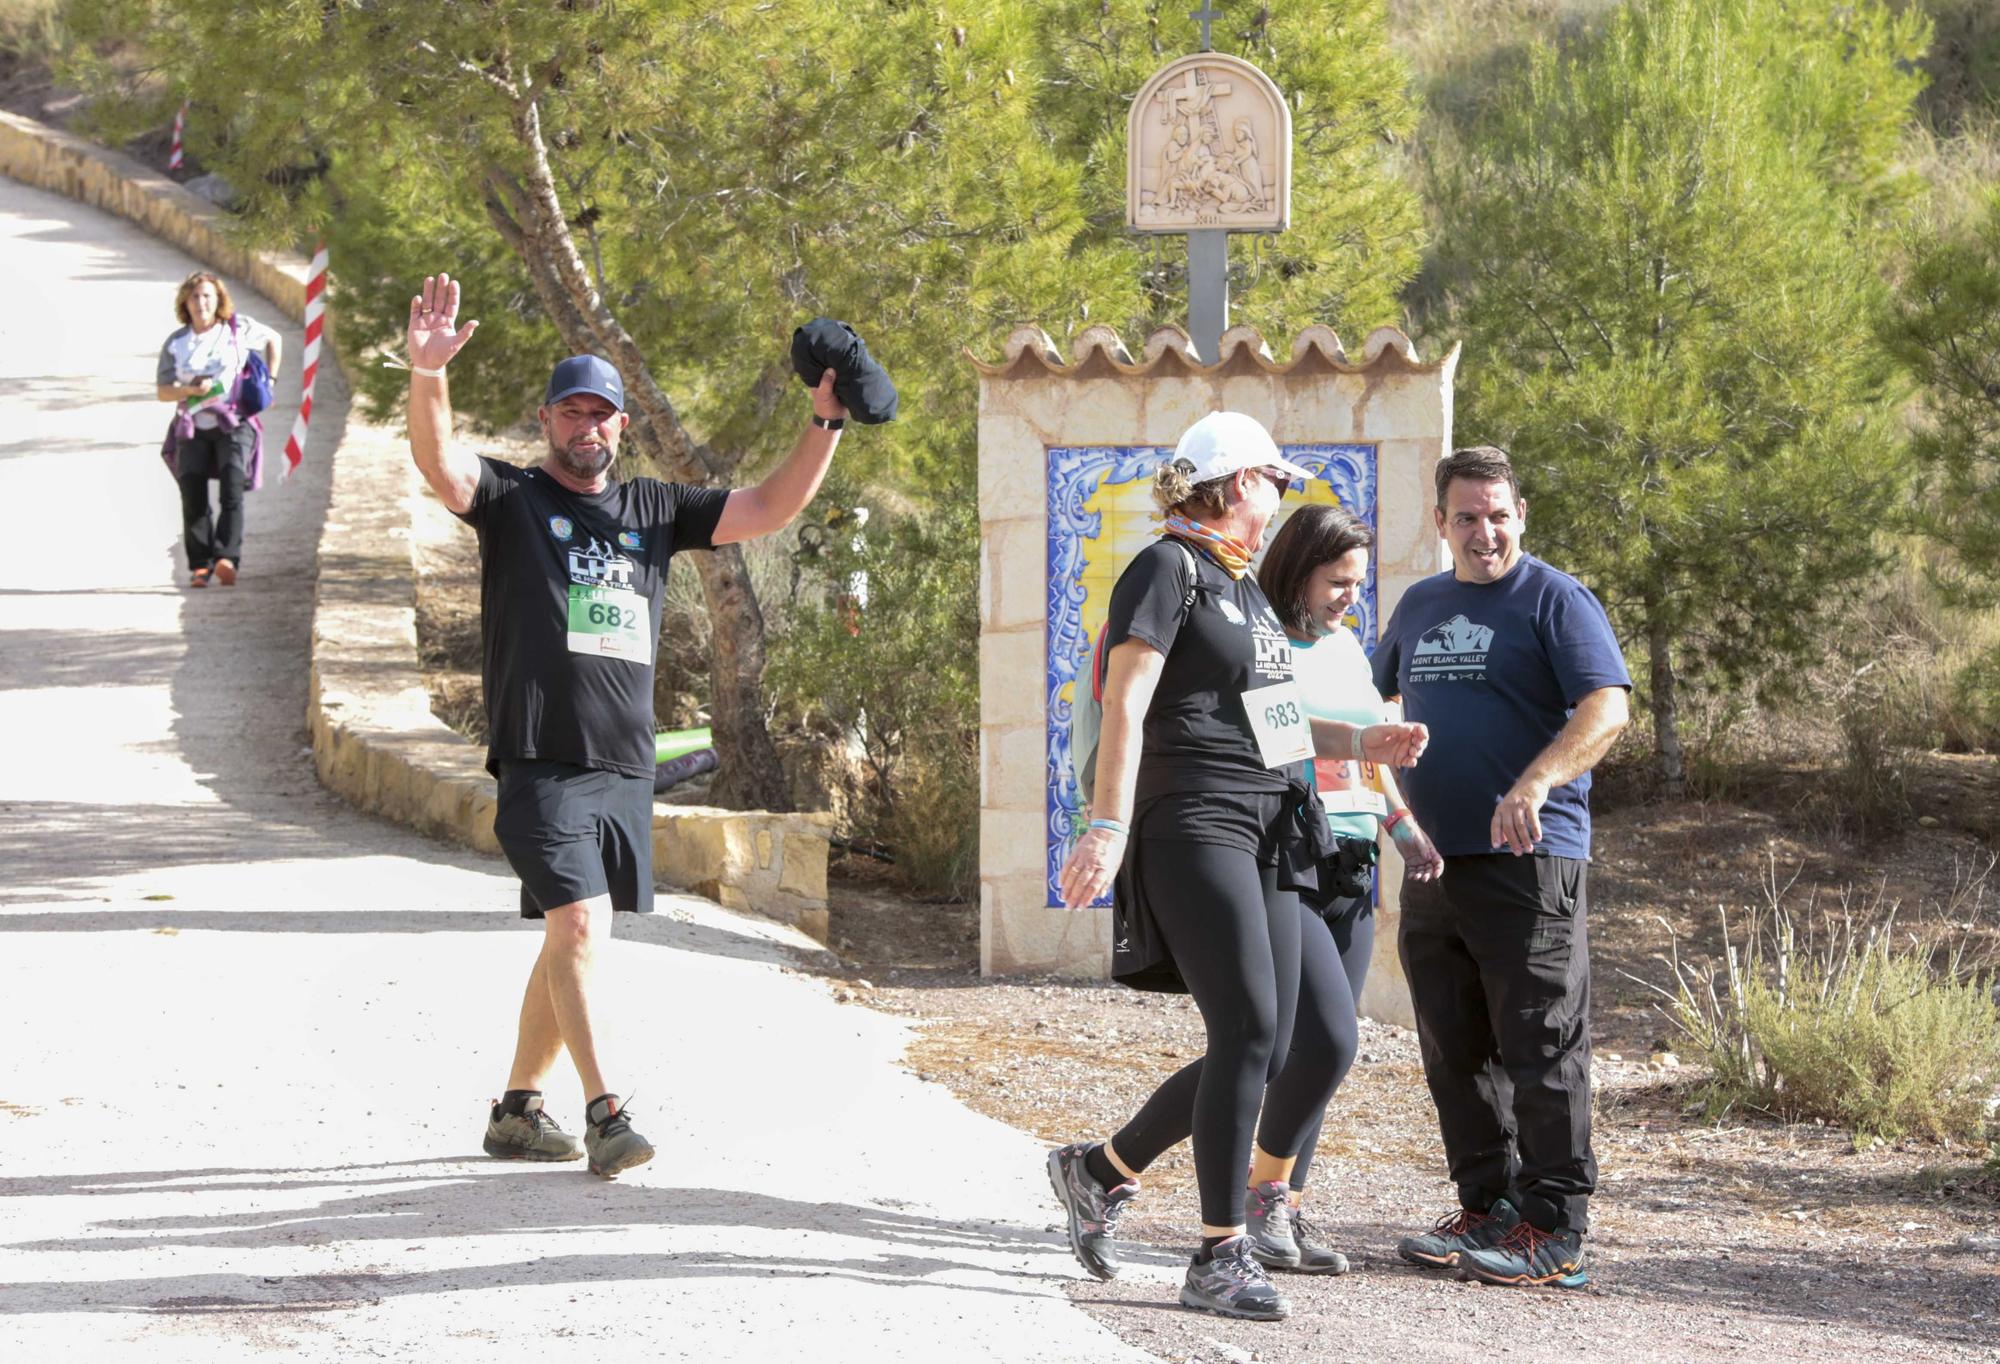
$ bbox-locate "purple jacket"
[159,393,265,490]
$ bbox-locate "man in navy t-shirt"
[1371,445,1630,1289]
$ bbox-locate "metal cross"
[1189,3,1222,52]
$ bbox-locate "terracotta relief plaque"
[1127,52,1291,234]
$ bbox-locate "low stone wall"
[1,107,832,941]
[0,109,320,340]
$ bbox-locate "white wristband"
[411,365,446,379]
[1349,726,1367,760]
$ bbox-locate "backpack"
[230,316,272,416]
[1071,539,1200,808]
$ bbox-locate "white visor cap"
[1169,411,1316,488]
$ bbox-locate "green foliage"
[60,1,1421,466]
[1417,0,1928,774]
[0,0,59,60]
[59,0,1423,832]
[1650,862,2000,1142]
[768,485,979,898]
[1883,190,2000,599]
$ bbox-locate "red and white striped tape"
[167,100,187,171]
[283,242,327,477]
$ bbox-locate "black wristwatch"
[811,414,845,431]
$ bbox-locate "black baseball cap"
[544,354,625,411]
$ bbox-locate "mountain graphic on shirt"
[1415,615,1493,655]
[1410,614,1493,682]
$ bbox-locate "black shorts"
[493,760,656,919]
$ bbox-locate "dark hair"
[1257,503,1374,636]
[173,270,235,326]
[1434,445,1520,509]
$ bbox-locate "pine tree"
[61,0,1422,810]
[1883,192,2000,599]
[1418,0,1929,789]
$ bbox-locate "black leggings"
[1112,878,1374,1220]
[1109,837,1301,1228]
[1288,889,1374,1191]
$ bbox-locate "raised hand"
[407,272,480,374]
[811,367,849,422]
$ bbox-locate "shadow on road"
[0,1158,1072,1313]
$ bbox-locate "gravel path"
[0,173,1157,1364]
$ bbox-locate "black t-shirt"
[1104,537,1298,800]
[455,455,729,778]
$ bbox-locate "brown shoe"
[189,567,211,589]
[213,559,237,586]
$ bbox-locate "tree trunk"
[1644,589,1686,795]
[489,88,793,811]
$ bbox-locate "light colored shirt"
[1292,626,1389,842]
[156,315,275,429]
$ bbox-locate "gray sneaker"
[1046,1143,1140,1280]
[482,1095,584,1162]
[1397,1196,1520,1269]
[583,1094,655,1178]
[1179,1236,1291,1320]
[1289,1208,1352,1275]
[1245,1179,1301,1269]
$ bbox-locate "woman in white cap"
[1046,411,1426,1321]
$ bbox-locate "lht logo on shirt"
[1411,614,1494,683]
[1251,607,1293,681]
[568,537,635,589]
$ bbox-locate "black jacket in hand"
[791,317,899,425]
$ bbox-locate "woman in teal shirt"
[1241,503,1443,1274]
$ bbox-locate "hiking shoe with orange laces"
[1456,1219,1589,1288]
[1397,1197,1520,1269]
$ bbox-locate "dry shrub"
[1641,854,2000,1143]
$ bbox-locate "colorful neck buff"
[1164,513,1254,580]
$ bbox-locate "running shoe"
[1245,1179,1301,1269]
[1046,1142,1140,1281]
[1179,1236,1291,1320]
[1289,1207,1352,1275]
[1456,1220,1589,1288]
[482,1095,584,1162]
[213,558,237,586]
[583,1094,655,1178]
[1397,1196,1520,1269]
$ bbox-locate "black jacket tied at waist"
[1110,773,1340,994]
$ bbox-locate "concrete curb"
[0,108,832,941]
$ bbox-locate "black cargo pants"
[1398,852,1595,1234]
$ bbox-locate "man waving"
[404,271,848,1177]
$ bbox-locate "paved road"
[0,174,1156,1362]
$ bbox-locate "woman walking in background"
[156,270,280,588]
